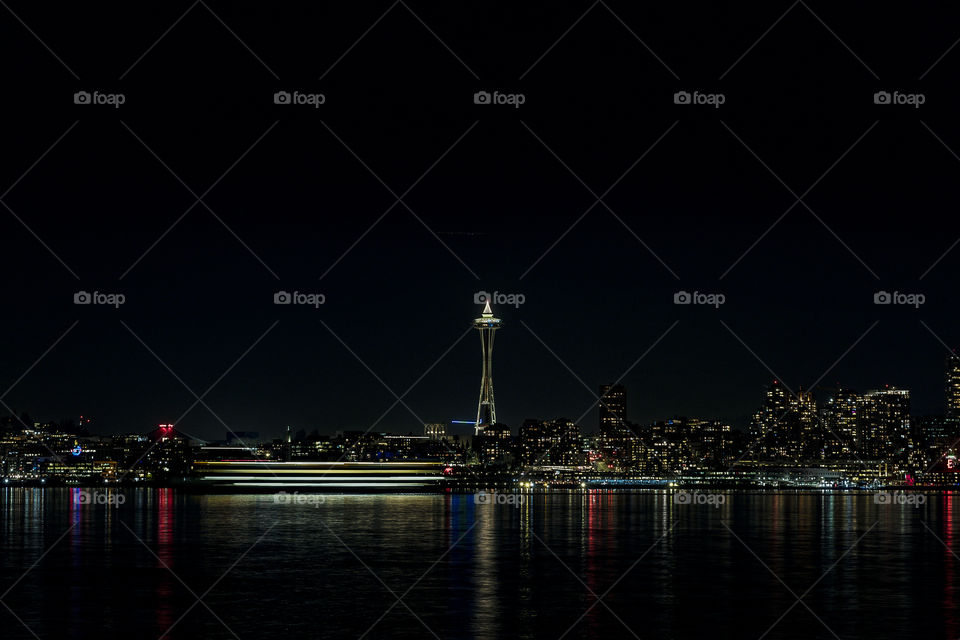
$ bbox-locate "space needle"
[474,299,501,435]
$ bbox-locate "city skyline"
[4,302,960,446]
[6,345,960,486]
[3,297,960,440]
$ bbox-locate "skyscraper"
[598,384,627,433]
[474,300,501,435]
[947,353,960,417]
[793,390,820,459]
[859,388,911,459]
[748,381,820,461]
[822,387,860,458]
[598,384,641,464]
[751,380,791,458]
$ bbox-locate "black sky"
[2,2,960,440]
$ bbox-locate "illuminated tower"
[474,300,501,435]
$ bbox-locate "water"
[0,488,957,639]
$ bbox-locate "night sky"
[2,3,960,441]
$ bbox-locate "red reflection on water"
[155,489,175,633]
[945,493,956,638]
[585,491,602,635]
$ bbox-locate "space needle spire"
[474,299,501,435]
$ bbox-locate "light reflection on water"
[0,488,957,639]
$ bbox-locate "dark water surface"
[1,488,957,639]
